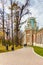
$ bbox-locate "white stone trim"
[33,43,43,47]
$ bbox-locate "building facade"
[23,17,43,46]
[36,28,43,44]
[24,17,38,45]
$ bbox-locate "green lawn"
[33,46,43,56]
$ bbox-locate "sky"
[29,0,43,29]
[19,0,43,30]
[0,0,43,30]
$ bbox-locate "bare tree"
[1,0,5,42]
[9,0,30,47]
[13,0,29,46]
[9,0,15,50]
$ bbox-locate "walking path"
[0,47,43,65]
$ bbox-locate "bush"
[2,38,6,46]
[2,39,13,46]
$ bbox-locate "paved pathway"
[0,47,43,65]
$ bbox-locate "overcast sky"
[19,0,43,29]
[0,0,43,30]
[30,0,43,29]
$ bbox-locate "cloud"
[16,0,26,5]
[30,0,43,29]
[0,2,2,9]
[0,0,43,29]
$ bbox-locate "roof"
[37,28,43,33]
[38,28,43,32]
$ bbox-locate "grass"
[0,45,8,53]
[28,45,43,56]
[9,45,23,51]
[33,46,43,56]
[0,41,23,53]
[0,39,23,53]
[0,42,43,57]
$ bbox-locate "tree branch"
[20,0,29,20]
[21,9,30,18]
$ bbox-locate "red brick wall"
[36,29,43,44]
[26,29,43,45]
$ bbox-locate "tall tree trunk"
[10,0,14,50]
[2,0,5,45]
[10,0,29,47]
[16,16,19,46]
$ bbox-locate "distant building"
[0,27,10,41]
[36,28,43,44]
[24,17,38,45]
